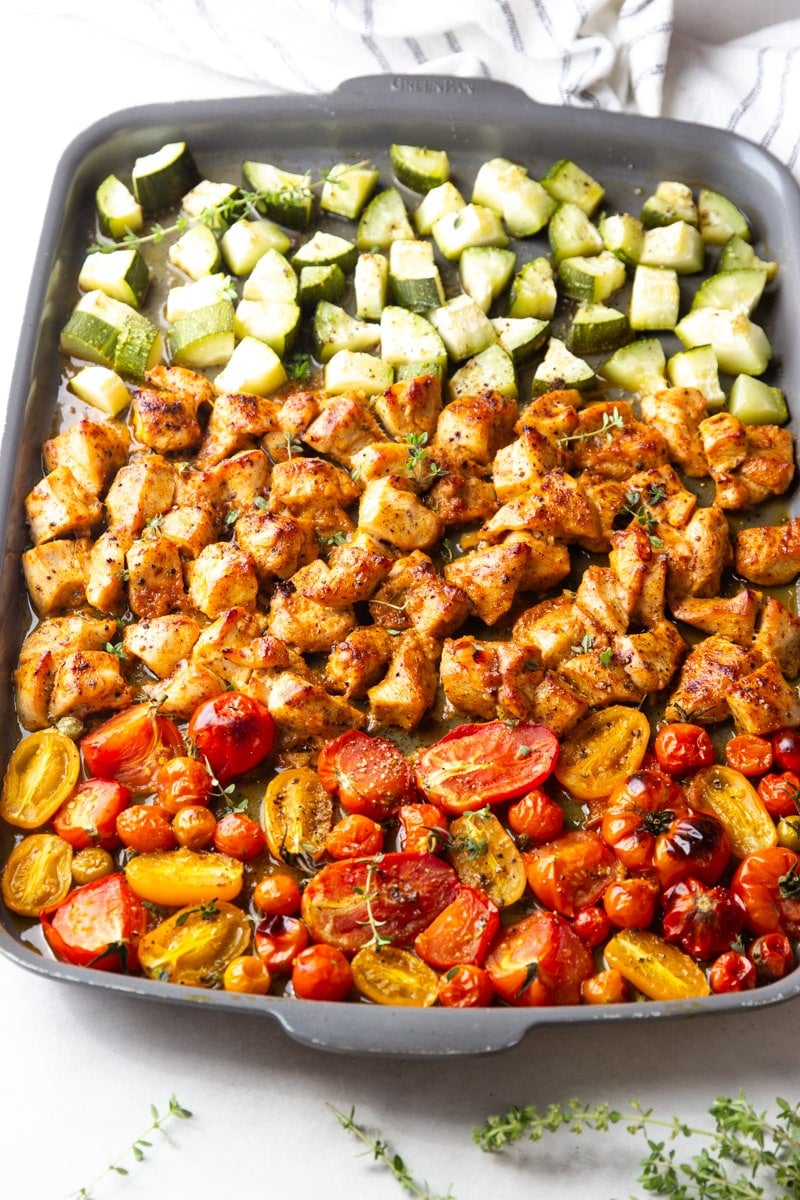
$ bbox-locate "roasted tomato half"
[188,691,275,784]
[731,846,800,938]
[485,909,594,1006]
[81,703,184,794]
[41,873,147,973]
[661,877,747,961]
[524,830,621,919]
[317,730,415,820]
[52,778,131,851]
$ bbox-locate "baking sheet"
[2,74,800,1056]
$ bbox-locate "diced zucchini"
[78,246,150,307]
[548,202,603,265]
[95,174,143,239]
[698,187,751,245]
[541,159,604,215]
[629,265,680,331]
[68,365,131,416]
[458,245,516,313]
[491,316,550,363]
[388,239,445,310]
[508,257,557,320]
[379,307,447,368]
[727,374,788,425]
[557,251,627,302]
[690,268,767,315]
[60,290,134,367]
[667,345,726,411]
[566,303,630,354]
[292,230,358,273]
[113,312,163,380]
[181,179,239,231]
[320,162,380,220]
[639,222,705,273]
[675,307,772,376]
[242,161,314,229]
[395,361,445,383]
[234,299,301,356]
[413,181,466,236]
[640,181,698,228]
[168,223,221,279]
[131,141,199,212]
[471,157,557,237]
[600,337,668,394]
[599,212,645,267]
[448,344,517,400]
[531,337,595,395]
[431,204,509,261]
[427,295,497,362]
[166,299,235,368]
[165,273,234,322]
[324,350,393,395]
[718,234,777,281]
[313,301,381,363]
[297,264,346,308]
[390,144,450,193]
[354,252,389,320]
[357,188,415,250]
[213,336,287,396]
[220,217,292,275]
[242,248,299,303]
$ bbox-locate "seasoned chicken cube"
[267,561,357,653]
[480,468,603,551]
[131,365,210,453]
[206,448,272,517]
[186,542,259,617]
[504,532,572,595]
[22,538,91,615]
[623,465,697,530]
[444,540,532,625]
[160,505,220,558]
[726,661,800,736]
[14,655,58,732]
[526,671,588,736]
[440,636,542,722]
[269,456,360,515]
[358,476,443,552]
[753,598,800,679]
[267,671,365,747]
[613,622,686,694]
[567,401,670,479]
[126,535,186,618]
[369,551,470,639]
[556,647,644,707]
[325,626,396,699]
[640,387,709,478]
[302,394,385,467]
[104,454,176,535]
[144,660,227,719]
[491,426,563,502]
[661,505,732,599]
[43,418,130,496]
[701,413,794,509]
[670,588,761,646]
[349,441,412,483]
[275,390,321,436]
[196,391,280,466]
[608,524,662,623]
[433,390,518,465]
[426,462,499,529]
[367,630,439,731]
[47,650,132,721]
[123,613,202,677]
[513,595,599,669]
[574,565,630,635]
[15,613,120,730]
[736,424,795,504]
[86,530,133,612]
[665,635,760,724]
[516,390,581,447]
[234,508,316,584]
[304,543,392,607]
[190,607,268,691]
[373,374,442,441]
[25,466,103,544]
[579,474,630,548]
[734,519,800,586]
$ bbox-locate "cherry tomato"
[748,931,795,982]
[708,950,757,994]
[437,963,495,1008]
[301,852,458,954]
[653,812,731,890]
[486,909,594,1006]
[139,900,252,986]
[262,767,333,864]
[731,846,800,937]
[571,905,612,949]
[1,832,73,917]
[506,789,564,844]
[317,730,414,820]
[324,813,384,859]
[172,805,217,850]
[0,730,81,829]
[604,928,710,1000]
[688,765,777,858]
[653,722,715,777]
[52,778,131,851]
[581,967,629,1005]
[414,886,500,969]
[291,943,353,1001]
[397,803,449,855]
[724,734,773,777]
[252,873,302,916]
[81,703,184,794]
[223,955,272,995]
[213,811,266,861]
[600,769,685,873]
[777,814,800,853]
[661,878,746,960]
[41,873,147,972]
[757,771,800,819]
[603,876,659,930]
[448,809,527,908]
[351,944,439,1007]
[187,691,274,784]
[71,846,114,885]
[125,846,243,906]
[554,706,650,801]
[154,756,214,814]
[772,728,800,773]
[116,804,176,853]
[414,720,559,814]
[524,830,621,918]
[254,914,310,975]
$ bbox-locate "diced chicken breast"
[734,519,800,586]
[86,530,133,612]
[104,454,176,535]
[196,391,280,465]
[43,418,131,496]
[433,390,518,465]
[726,661,800,735]
[47,650,132,721]
[567,401,670,479]
[268,671,365,746]
[665,636,760,724]
[126,535,186,618]
[369,551,470,639]
[513,595,599,669]
[373,375,442,441]
[640,387,709,478]
[670,588,761,646]
[22,539,91,615]
[752,597,800,680]
[234,509,317,584]
[123,613,202,678]
[325,626,396,699]
[25,466,103,545]
[367,630,439,731]
[267,561,357,654]
[444,540,532,625]
[358,476,443,552]
[302,394,386,467]
[186,542,259,617]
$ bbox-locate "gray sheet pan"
[2,74,800,1056]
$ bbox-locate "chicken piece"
[302,394,386,467]
[612,622,686,694]
[439,636,542,722]
[699,411,747,475]
[567,400,670,479]
[304,543,392,607]
[22,539,91,615]
[104,454,176,535]
[525,671,588,736]
[661,505,733,599]
[517,390,581,447]
[267,561,357,654]
[130,365,210,453]
[186,542,259,618]
[126,535,187,618]
[43,418,131,496]
[144,660,227,719]
[269,456,360,516]
[196,391,280,465]
[201,448,271,520]
[234,509,317,585]
[349,440,411,483]
[123,614,202,678]
[369,551,470,639]
[86,530,133,612]
[146,364,216,406]
[504,532,572,595]
[14,614,120,730]
[734,519,800,586]
[670,588,761,646]
[444,539,532,626]
[267,671,365,747]
[358,476,443,552]
[47,650,132,722]
[367,630,439,731]
[325,626,396,699]
[159,505,220,558]
[491,425,563,502]
[579,474,630,548]
[607,524,664,624]
[373,374,442,442]
[513,595,600,669]
[665,636,760,724]
[556,647,644,708]
[574,565,630,636]
[14,654,58,732]
[700,413,794,509]
[726,661,800,736]
[480,468,604,552]
[189,607,268,691]
[25,466,103,545]
[426,464,498,527]
[736,425,795,504]
[753,598,800,679]
[632,552,668,630]
[639,387,709,478]
[433,390,518,465]
[623,465,697,530]
[274,389,322,437]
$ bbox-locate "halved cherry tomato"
[317,730,414,820]
[351,944,439,1007]
[414,886,500,969]
[397,803,448,855]
[653,812,731,890]
[252,873,302,917]
[324,813,383,860]
[41,873,147,973]
[1,832,73,917]
[187,691,274,784]
[524,830,621,918]
[581,967,629,1005]
[604,929,710,1000]
[653,722,715,777]
[301,852,458,954]
[772,728,800,773]
[413,720,559,814]
[125,846,243,906]
[213,811,266,862]
[0,730,81,829]
[139,900,252,986]
[554,707,649,801]
[506,789,564,844]
[223,955,271,995]
[262,767,333,864]
[291,943,353,1001]
[154,756,214,814]
[724,734,773,777]
[731,846,800,937]
[437,963,495,1008]
[448,809,526,908]
[172,805,217,850]
[81,703,184,794]
[52,778,131,851]
[71,846,114,886]
[687,764,777,857]
[254,914,310,975]
[116,804,176,853]
[757,771,800,819]
[603,876,659,930]
[485,909,594,1006]
[661,878,746,960]
[708,950,757,994]
[748,931,795,982]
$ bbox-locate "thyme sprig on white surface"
[71,1094,192,1199]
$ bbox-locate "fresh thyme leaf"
[558,406,625,447]
[328,1104,455,1200]
[71,1094,192,1199]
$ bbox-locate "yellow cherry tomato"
[1,832,73,917]
[777,814,800,853]
[262,767,333,864]
[555,706,650,801]
[448,809,526,908]
[125,847,243,906]
[687,764,778,858]
[0,731,81,829]
[223,954,272,995]
[138,900,252,987]
[351,945,439,1007]
[71,846,115,885]
[605,929,710,1001]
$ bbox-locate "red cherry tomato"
[254,914,310,975]
[81,703,184,794]
[661,877,746,960]
[52,778,131,850]
[485,909,594,1006]
[324,813,384,860]
[524,830,621,918]
[41,873,147,972]
[291,943,353,1001]
[187,691,275,784]
[600,769,685,873]
[506,789,564,844]
[603,876,659,930]
[748,931,795,982]
[724,735,773,777]
[653,722,715,777]
[708,950,757,994]
[397,803,449,855]
[437,963,495,1008]
[757,771,800,819]
[317,730,415,820]
[213,811,266,862]
[731,846,800,937]
[571,905,612,949]
[414,886,500,969]
[154,756,214,814]
[413,720,559,815]
[116,804,176,853]
[772,728,800,773]
[653,812,731,890]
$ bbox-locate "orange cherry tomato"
[223,955,272,995]
[187,691,275,784]
[52,778,131,851]
[324,813,384,859]
[252,873,302,916]
[317,730,415,820]
[154,756,214,814]
[524,830,621,918]
[291,943,353,1001]
[708,950,757,994]
[41,873,147,972]
[580,967,629,1005]
[724,734,773,777]
[653,722,715,777]
[81,703,184,794]
[116,804,176,853]
[731,845,800,937]
[600,769,685,873]
[437,963,495,1008]
[213,811,266,862]
[603,876,659,930]
[397,803,449,854]
[172,805,217,850]
[254,914,310,975]
[757,771,800,819]
[653,812,731,890]
[506,789,564,844]
[414,886,500,969]
[485,909,594,1006]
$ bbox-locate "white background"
[2,4,799,1199]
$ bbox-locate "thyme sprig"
[328,1105,456,1200]
[558,406,625,447]
[402,432,448,486]
[354,857,392,950]
[72,1094,192,1199]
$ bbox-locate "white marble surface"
[2,6,800,1199]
